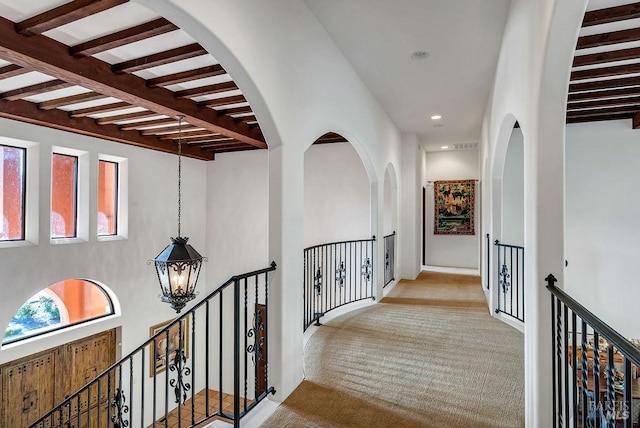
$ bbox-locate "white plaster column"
[399,133,421,279]
[268,143,305,401]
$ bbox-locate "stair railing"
[303,237,375,331]
[547,275,640,428]
[30,262,277,428]
[383,231,395,288]
[494,240,525,323]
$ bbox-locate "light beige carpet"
[261,272,524,428]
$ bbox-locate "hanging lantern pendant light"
[151,115,207,313]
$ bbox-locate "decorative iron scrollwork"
[385,250,389,270]
[335,261,346,286]
[247,309,265,363]
[361,258,372,282]
[499,264,511,293]
[169,349,191,404]
[110,388,129,427]
[314,268,323,295]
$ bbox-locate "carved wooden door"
[56,330,115,428]
[255,304,267,396]
[1,351,56,427]
[0,329,116,428]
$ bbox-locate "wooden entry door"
[254,304,267,396]
[0,329,116,428]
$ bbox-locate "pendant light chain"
[177,115,184,238]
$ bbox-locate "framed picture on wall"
[149,318,189,377]
[434,179,475,235]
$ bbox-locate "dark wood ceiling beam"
[577,27,640,50]
[566,113,634,124]
[0,97,212,160]
[146,65,226,87]
[0,79,73,100]
[568,86,640,102]
[0,17,265,148]
[183,135,228,145]
[568,94,640,110]
[140,125,200,136]
[199,141,242,150]
[209,146,258,154]
[71,18,178,57]
[0,64,29,79]
[174,81,238,99]
[633,112,640,128]
[573,46,640,67]
[16,0,128,35]
[96,110,161,125]
[236,115,256,123]
[38,91,106,110]
[582,3,640,27]
[571,62,640,81]
[218,105,253,116]
[199,95,246,108]
[112,43,207,74]
[158,130,218,140]
[569,75,640,93]
[70,101,130,117]
[566,104,640,118]
[118,117,176,131]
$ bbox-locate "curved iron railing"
[303,237,375,331]
[548,276,640,428]
[383,231,395,288]
[30,262,277,428]
[495,240,525,323]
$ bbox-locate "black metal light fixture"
[151,115,207,313]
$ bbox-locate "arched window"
[3,279,114,345]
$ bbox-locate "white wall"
[0,118,207,366]
[304,143,370,247]
[565,120,640,339]
[383,166,397,236]
[502,127,524,246]
[206,150,270,286]
[424,148,479,269]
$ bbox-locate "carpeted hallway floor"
[260,272,524,428]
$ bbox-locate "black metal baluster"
[205,300,210,418]
[97,373,102,428]
[254,274,260,399]
[515,249,519,320]
[581,322,588,428]
[605,345,615,428]
[510,247,514,315]
[521,247,525,322]
[571,312,577,428]
[191,311,196,425]
[557,297,564,428]
[219,289,224,416]
[234,279,241,427]
[564,304,570,426]
[244,277,248,413]
[594,332,601,428]
[164,329,170,427]
[265,268,271,394]
[623,357,632,428]
[129,356,133,428]
[141,348,145,428]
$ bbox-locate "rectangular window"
[51,153,78,238]
[0,144,26,241]
[98,160,118,236]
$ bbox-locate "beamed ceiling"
[3,1,630,158]
[569,1,640,127]
[0,0,271,161]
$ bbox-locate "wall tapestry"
[434,179,475,235]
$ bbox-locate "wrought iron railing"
[494,240,525,323]
[303,237,375,331]
[30,263,277,428]
[383,231,395,288]
[548,275,640,428]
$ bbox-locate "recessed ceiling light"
[441,146,449,150]
[431,115,442,120]
[411,51,429,61]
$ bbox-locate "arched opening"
[383,164,398,289]
[2,279,115,345]
[302,132,376,331]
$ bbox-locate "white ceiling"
[304,0,511,150]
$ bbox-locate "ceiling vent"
[453,143,478,150]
